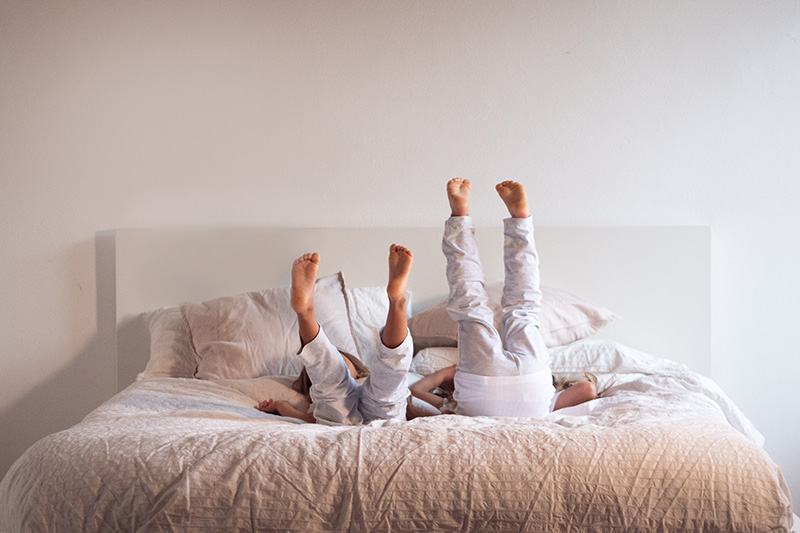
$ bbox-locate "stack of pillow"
[139,275,619,382]
[407,282,619,375]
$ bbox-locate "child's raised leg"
[495,182,550,375]
[292,253,322,345]
[359,245,415,422]
[292,253,362,425]
[382,244,413,350]
[443,178,517,377]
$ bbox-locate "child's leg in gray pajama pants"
[442,216,548,376]
[500,216,549,374]
[443,216,519,376]
[297,327,363,426]
[358,328,413,422]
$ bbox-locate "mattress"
[0,340,793,532]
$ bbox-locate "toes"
[296,252,320,263]
[390,244,412,256]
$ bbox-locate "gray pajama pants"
[443,216,555,417]
[297,327,413,426]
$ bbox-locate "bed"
[0,226,794,532]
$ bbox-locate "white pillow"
[345,286,412,367]
[407,340,662,378]
[137,306,197,380]
[548,338,687,375]
[407,340,663,377]
[408,283,619,350]
[408,347,458,375]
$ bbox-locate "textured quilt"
[0,340,793,532]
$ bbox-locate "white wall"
[2,0,798,504]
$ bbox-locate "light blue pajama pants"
[443,216,555,416]
[297,327,413,426]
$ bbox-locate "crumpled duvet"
[0,341,793,532]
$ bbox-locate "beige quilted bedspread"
[0,341,793,532]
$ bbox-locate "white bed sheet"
[0,340,792,532]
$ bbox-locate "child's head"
[552,372,614,397]
[553,372,599,392]
[292,349,370,401]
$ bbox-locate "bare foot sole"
[496,180,530,218]
[447,178,471,217]
[291,252,320,314]
[387,244,413,301]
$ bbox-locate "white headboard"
[114,226,710,390]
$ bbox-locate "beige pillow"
[183,273,358,380]
[137,306,198,380]
[408,283,619,350]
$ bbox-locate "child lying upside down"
[257,244,432,424]
[408,180,598,416]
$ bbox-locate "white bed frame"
[114,226,710,390]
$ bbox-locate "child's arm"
[409,365,456,410]
[405,397,441,419]
[257,399,316,423]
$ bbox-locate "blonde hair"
[292,349,370,402]
[553,372,615,397]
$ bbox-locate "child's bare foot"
[291,252,319,314]
[387,244,413,302]
[496,180,530,218]
[447,178,471,216]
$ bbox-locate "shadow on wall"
[0,232,117,480]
